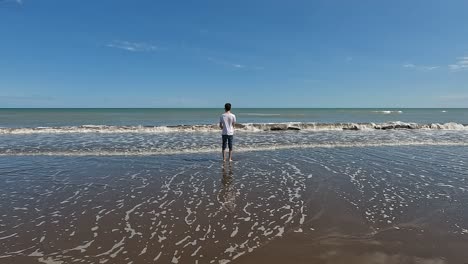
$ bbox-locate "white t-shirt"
[220,112,236,135]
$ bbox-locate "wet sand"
[0,146,467,263]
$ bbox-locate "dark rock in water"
[394,124,412,129]
[343,125,359,130]
[270,127,285,131]
[270,124,288,131]
[379,124,413,130]
[375,123,417,130]
[234,123,246,129]
[287,126,301,131]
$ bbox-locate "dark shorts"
[222,135,233,151]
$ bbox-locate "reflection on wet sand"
[0,146,467,263]
[219,163,236,213]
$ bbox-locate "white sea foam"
[428,122,466,130]
[1,141,467,156]
[373,110,403,114]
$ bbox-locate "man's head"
[224,103,231,111]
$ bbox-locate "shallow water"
[0,130,467,156]
[1,108,467,128]
[1,146,467,263]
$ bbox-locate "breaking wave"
[373,110,403,114]
[0,122,467,134]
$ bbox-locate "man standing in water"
[219,103,236,162]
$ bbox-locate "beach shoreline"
[1,147,467,263]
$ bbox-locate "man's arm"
[219,116,224,129]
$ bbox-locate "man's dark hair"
[224,103,231,111]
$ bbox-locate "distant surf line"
[0,122,467,134]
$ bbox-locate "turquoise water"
[1,108,467,128]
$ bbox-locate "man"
[219,103,236,162]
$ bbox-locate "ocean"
[1,108,467,263]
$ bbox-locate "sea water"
[0,108,467,156]
[1,108,467,263]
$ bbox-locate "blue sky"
[1,0,468,107]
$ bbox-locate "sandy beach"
[1,146,467,263]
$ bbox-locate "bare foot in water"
[229,159,233,162]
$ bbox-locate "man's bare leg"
[222,150,226,162]
[228,150,233,162]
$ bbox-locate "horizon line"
[1,107,466,109]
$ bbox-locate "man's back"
[220,112,236,135]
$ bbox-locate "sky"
[1,0,468,108]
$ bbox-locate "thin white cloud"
[402,63,438,71]
[207,57,243,68]
[106,40,158,52]
[207,57,261,70]
[448,56,468,71]
[403,63,416,68]
[0,0,22,4]
[421,66,439,70]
